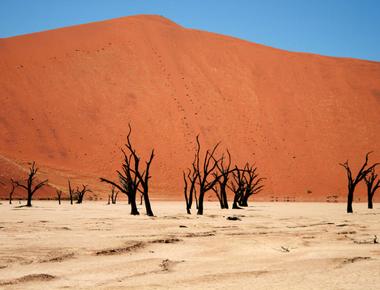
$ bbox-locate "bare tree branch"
[13,161,48,207]
[340,152,379,213]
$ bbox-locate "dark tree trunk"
[365,171,379,209]
[194,191,199,209]
[9,181,15,205]
[368,191,373,209]
[111,194,118,204]
[347,188,354,213]
[56,190,62,205]
[130,197,139,215]
[213,152,233,210]
[368,197,373,209]
[239,197,248,207]
[68,180,74,205]
[184,186,190,214]
[232,192,242,209]
[197,192,204,215]
[188,180,195,211]
[221,186,229,209]
[136,150,155,217]
[141,183,154,216]
[143,194,153,216]
[216,192,223,208]
[77,194,83,204]
[183,174,191,214]
[216,184,229,209]
[27,189,32,207]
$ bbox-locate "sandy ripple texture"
[0,201,380,289]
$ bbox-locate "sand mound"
[0,273,56,286]
[1,15,379,201]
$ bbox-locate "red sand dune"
[0,15,379,202]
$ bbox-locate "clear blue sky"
[1,0,379,61]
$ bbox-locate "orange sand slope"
[0,15,379,201]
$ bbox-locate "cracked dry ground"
[0,201,380,289]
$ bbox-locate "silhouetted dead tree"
[238,163,265,207]
[111,186,119,204]
[364,169,380,209]
[100,125,155,216]
[193,136,222,215]
[56,189,63,205]
[68,180,75,205]
[101,154,140,215]
[75,185,91,204]
[212,150,233,209]
[135,150,155,216]
[229,166,246,209]
[183,147,200,214]
[183,172,189,212]
[13,162,48,207]
[9,179,16,205]
[340,152,379,213]
[184,137,235,214]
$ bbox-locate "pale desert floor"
[0,201,380,290]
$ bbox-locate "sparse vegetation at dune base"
[1,131,380,289]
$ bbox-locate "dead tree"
[190,136,222,215]
[56,189,63,205]
[135,150,155,216]
[238,163,265,207]
[101,125,155,216]
[364,169,380,209]
[101,153,140,215]
[183,149,200,214]
[124,125,154,216]
[183,172,189,213]
[340,152,379,213]
[9,179,16,205]
[13,161,48,207]
[212,150,233,209]
[111,186,119,204]
[67,180,75,204]
[229,166,246,209]
[75,185,91,204]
